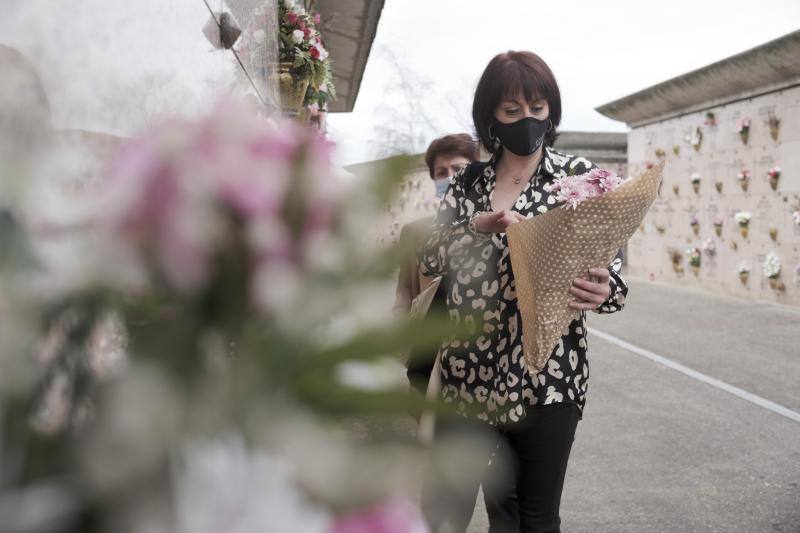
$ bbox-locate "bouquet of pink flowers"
[95,100,340,313]
[736,117,751,144]
[508,162,663,374]
[736,117,751,133]
[545,168,625,210]
[277,0,335,101]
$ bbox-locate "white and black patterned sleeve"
[418,167,489,277]
[593,249,628,314]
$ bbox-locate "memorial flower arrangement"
[279,1,329,69]
[736,117,751,145]
[506,163,662,374]
[0,100,444,532]
[654,148,666,158]
[714,180,723,193]
[763,253,781,278]
[737,263,750,284]
[793,263,800,287]
[673,144,680,156]
[690,215,700,235]
[702,239,716,256]
[689,127,702,151]
[704,111,717,127]
[272,0,337,117]
[763,252,782,290]
[793,210,800,227]
[713,217,723,237]
[734,211,751,238]
[767,166,781,191]
[545,168,625,210]
[737,168,750,192]
[691,172,701,194]
[687,247,702,275]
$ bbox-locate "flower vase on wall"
[767,167,781,191]
[768,113,780,141]
[279,62,310,116]
[736,117,751,145]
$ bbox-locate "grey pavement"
[467,278,800,533]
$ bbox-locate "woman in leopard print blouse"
[418,51,628,533]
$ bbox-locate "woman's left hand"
[568,267,610,311]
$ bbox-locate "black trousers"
[421,403,580,533]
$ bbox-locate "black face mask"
[491,116,550,156]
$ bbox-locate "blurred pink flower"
[100,100,340,307]
[331,498,428,533]
[547,168,624,210]
[736,117,751,133]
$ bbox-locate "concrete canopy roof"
[596,30,800,127]
[315,0,385,113]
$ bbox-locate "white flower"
[762,252,781,279]
[175,434,331,533]
[253,29,266,44]
[793,210,800,226]
[733,212,751,226]
[291,29,305,44]
[691,173,701,183]
[737,263,750,274]
[335,357,407,392]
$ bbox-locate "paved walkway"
[467,278,800,532]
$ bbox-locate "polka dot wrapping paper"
[507,161,664,375]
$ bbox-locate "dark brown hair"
[472,51,561,154]
[424,133,479,179]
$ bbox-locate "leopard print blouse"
[419,146,628,426]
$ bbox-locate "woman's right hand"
[473,210,527,234]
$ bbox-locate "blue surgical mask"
[434,179,450,198]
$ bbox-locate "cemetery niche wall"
[597,30,800,306]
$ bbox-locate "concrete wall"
[625,85,800,305]
[553,131,628,178]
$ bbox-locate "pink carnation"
[736,117,751,132]
[331,498,428,533]
[547,168,624,210]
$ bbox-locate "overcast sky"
[2,0,798,169]
[327,0,800,166]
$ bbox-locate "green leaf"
[0,210,39,273]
